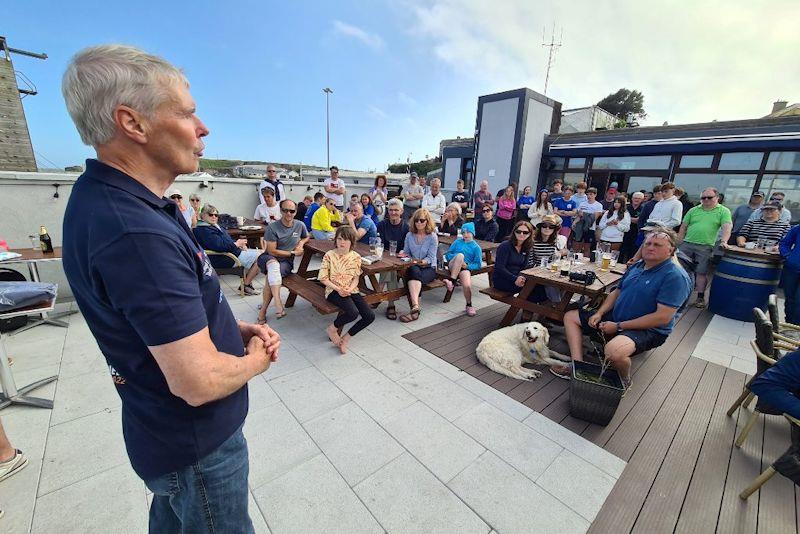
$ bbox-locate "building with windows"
[541,116,800,219]
[558,105,617,133]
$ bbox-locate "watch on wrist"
[616,322,624,333]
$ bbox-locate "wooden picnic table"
[285,239,414,311]
[226,219,266,249]
[493,260,625,327]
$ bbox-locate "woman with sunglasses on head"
[319,226,375,354]
[491,220,535,298]
[598,195,631,251]
[398,208,439,322]
[528,188,555,227]
[193,204,263,295]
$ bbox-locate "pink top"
[497,198,516,220]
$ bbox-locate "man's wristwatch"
[616,322,624,333]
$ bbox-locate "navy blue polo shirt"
[62,159,247,480]
[613,258,692,336]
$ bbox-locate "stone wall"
[0,56,37,171]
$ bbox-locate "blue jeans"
[782,268,800,324]
[143,426,254,534]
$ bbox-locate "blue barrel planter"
[709,250,783,322]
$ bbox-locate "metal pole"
[323,88,333,168]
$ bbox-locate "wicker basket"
[569,360,624,425]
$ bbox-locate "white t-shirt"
[422,193,447,222]
[254,203,281,223]
[323,177,345,207]
[579,200,604,229]
[648,196,683,229]
[180,205,195,227]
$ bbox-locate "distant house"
[558,106,617,133]
[765,100,800,118]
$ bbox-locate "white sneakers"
[0,449,28,483]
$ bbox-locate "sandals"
[400,306,421,323]
[385,306,398,321]
[275,309,287,319]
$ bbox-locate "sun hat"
[539,214,562,227]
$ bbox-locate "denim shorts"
[578,308,668,355]
[237,248,260,270]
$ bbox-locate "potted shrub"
[569,339,625,425]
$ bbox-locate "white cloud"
[367,105,389,120]
[398,91,418,107]
[403,0,800,126]
[332,20,384,50]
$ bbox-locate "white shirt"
[180,205,195,227]
[254,203,281,223]
[598,210,631,242]
[422,193,447,222]
[579,200,604,229]
[258,179,285,204]
[323,177,345,207]
[648,196,683,229]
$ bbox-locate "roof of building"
[765,103,800,118]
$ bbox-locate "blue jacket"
[780,224,800,272]
[750,349,800,419]
[445,238,483,271]
[304,202,321,231]
[193,222,241,268]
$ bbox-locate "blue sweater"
[304,202,321,231]
[445,238,483,271]
[780,224,800,272]
[750,350,800,419]
[403,232,438,266]
[193,222,241,268]
[492,240,528,291]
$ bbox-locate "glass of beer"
[600,253,611,271]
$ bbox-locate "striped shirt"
[738,218,791,244]
[526,235,568,267]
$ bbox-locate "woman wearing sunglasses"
[398,209,438,322]
[598,195,631,251]
[193,204,262,295]
[491,220,535,298]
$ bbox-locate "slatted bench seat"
[282,274,340,315]
[479,286,514,303]
[438,265,494,303]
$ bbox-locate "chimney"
[772,100,788,114]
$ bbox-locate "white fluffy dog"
[476,322,571,380]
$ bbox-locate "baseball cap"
[168,189,182,198]
[763,199,783,210]
[752,191,765,197]
[410,171,418,178]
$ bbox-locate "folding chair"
[740,414,800,499]
[205,251,246,296]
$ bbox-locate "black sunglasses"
[700,196,715,200]
[170,195,182,200]
[414,218,427,223]
[514,229,531,235]
[209,212,219,217]
[539,224,557,229]
[281,208,296,214]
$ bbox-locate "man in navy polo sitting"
[61,44,279,532]
[550,229,691,389]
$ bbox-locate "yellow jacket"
[311,206,341,232]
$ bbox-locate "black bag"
[0,268,28,332]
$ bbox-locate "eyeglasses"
[415,218,427,223]
[281,208,296,214]
[170,195,182,200]
[700,196,715,200]
[514,229,531,235]
[189,198,200,202]
[209,213,219,217]
[539,224,557,229]
[267,170,276,173]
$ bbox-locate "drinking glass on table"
[369,237,379,255]
[610,250,619,267]
[389,240,397,256]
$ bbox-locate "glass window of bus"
[673,173,757,212]
[718,152,764,170]
[679,155,714,168]
[765,152,800,172]
[592,155,671,170]
[760,174,800,222]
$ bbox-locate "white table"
[0,298,59,410]
[2,247,76,332]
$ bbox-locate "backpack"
[0,268,28,332]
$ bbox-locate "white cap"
[169,189,183,197]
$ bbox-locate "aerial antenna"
[541,25,562,95]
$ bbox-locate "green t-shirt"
[684,204,732,246]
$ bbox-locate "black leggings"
[326,292,375,337]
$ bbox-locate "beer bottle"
[39,225,54,253]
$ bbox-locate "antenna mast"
[541,25,562,95]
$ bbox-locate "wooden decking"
[404,304,799,533]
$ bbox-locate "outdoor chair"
[740,414,800,499]
[204,250,245,296]
[767,294,800,344]
[727,308,798,448]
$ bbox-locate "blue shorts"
[237,248,260,269]
[578,308,668,355]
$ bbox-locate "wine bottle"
[39,225,54,253]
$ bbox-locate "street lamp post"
[323,87,333,168]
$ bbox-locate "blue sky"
[6,0,798,171]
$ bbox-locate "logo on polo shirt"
[197,251,215,278]
[109,365,126,385]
